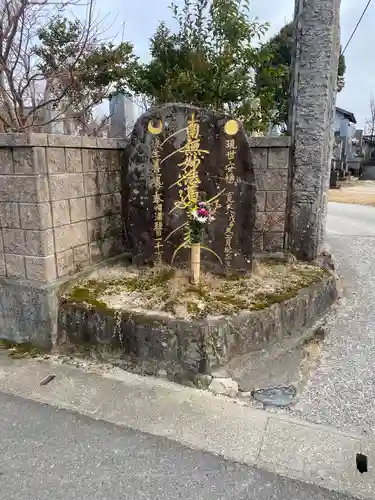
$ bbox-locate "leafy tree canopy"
[255,22,346,127]
[130,0,284,133]
[34,15,139,122]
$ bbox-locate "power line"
[342,0,372,55]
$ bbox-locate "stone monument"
[123,103,257,271]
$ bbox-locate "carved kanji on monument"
[123,103,257,271]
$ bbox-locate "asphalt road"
[0,391,355,500]
[294,202,375,435]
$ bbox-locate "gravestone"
[360,157,375,180]
[123,103,256,270]
[109,92,136,137]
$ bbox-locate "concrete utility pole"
[287,0,341,261]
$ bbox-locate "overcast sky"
[102,0,372,129]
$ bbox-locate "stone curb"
[0,354,372,499]
[0,133,128,149]
[248,136,291,148]
[0,133,290,149]
[59,274,338,378]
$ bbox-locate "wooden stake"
[191,243,201,285]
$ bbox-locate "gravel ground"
[291,202,375,435]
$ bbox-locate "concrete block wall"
[0,133,290,349]
[250,137,290,253]
[0,134,126,283]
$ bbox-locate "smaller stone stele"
[123,103,256,271]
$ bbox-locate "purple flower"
[198,208,209,217]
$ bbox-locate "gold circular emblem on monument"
[224,119,239,136]
[148,119,163,135]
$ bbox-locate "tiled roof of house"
[336,107,357,124]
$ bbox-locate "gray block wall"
[0,134,125,283]
[0,133,290,348]
[0,134,126,348]
[251,137,290,252]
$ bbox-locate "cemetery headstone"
[109,92,136,138]
[123,103,256,271]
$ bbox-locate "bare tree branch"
[366,96,375,142]
[0,0,133,132]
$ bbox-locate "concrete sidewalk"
[0,354,373,499]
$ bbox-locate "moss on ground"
[62,260,328,320]
[67,285,117,316]
[0,339,47,358]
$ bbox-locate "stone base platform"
[0,277,58,350]
[58,275,338,376]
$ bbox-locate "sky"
[101,0,373,129]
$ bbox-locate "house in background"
[266,107,361,178]
[332,107,361,177]
[334,107,356,133]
